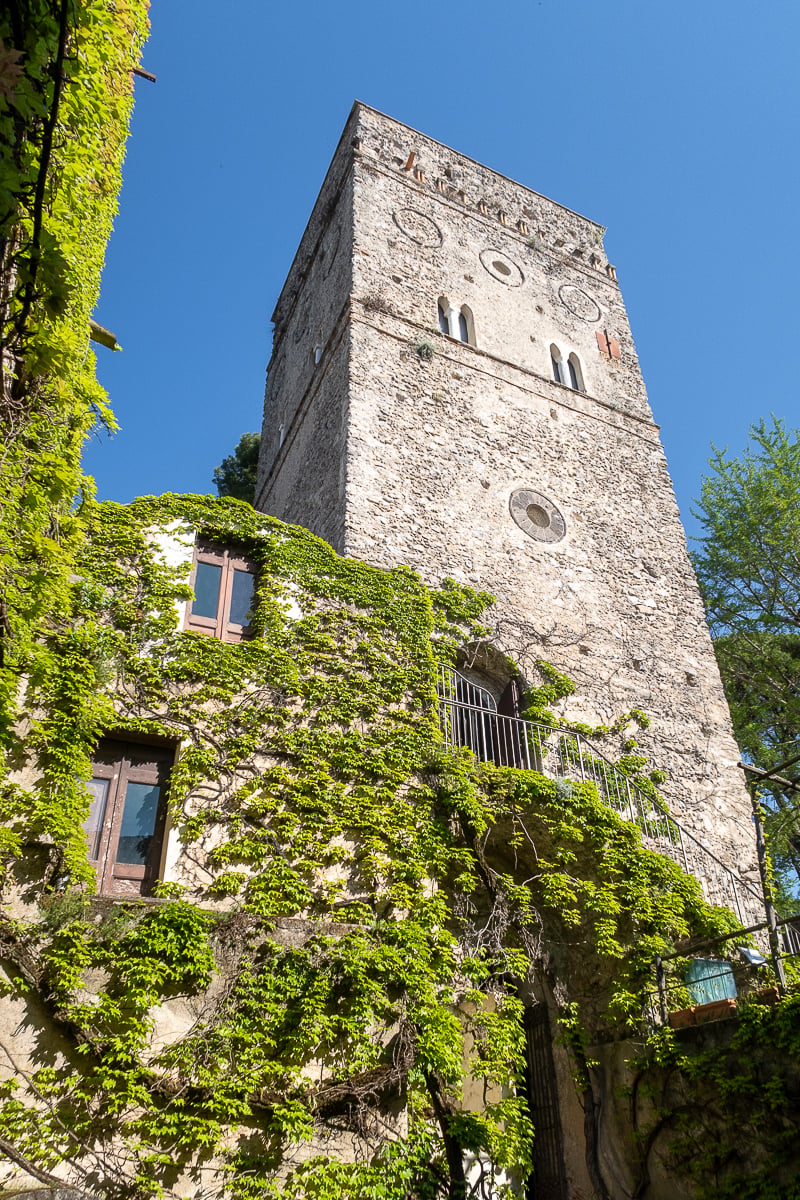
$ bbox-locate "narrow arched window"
[550,345,564,384]
[458,310,469,342]
[459,305,475,346]
[568,353,585,392]
[438,302,449,334]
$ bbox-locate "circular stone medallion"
[558,283,602,323]
[479,248,524,287]
[509,488,566,544]
[392,208,443,248]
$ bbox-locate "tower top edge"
[269,100,609,328]
[348,99,606,233]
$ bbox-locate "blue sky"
[87,0,799,539]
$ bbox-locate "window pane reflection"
[115,782,160,864]
[192,562,222,619]
[229,569,255,626]
[84,778,109,860]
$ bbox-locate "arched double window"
[550,344,585,392]
[437,298,475,346]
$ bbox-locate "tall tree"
[693,418,800,893]
[213,431,260,504]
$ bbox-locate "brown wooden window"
[84,739,172,897]
[185,543,256,642]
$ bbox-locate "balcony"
[437,666,795,950]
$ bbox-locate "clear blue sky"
[87,0,799,539]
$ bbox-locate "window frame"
[185,542,256,642]
[436,298,475,346]
[567,352,585,392]
[551,343,585,393]
[85,738,173,897]
[457,305,474,345]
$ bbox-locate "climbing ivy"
[635,993,800,1199]
[0,492,756,1199]
[0,6,787,1196]
[0,0,148,733]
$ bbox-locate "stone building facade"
[255,103,755,878]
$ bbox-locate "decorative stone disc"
[558,283,601,323]
[509,488,566,543]
[392,208,443,248]
[480,248,524,286]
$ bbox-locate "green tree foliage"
[693,418,800,890]
[213,431,261,503]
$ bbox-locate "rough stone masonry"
[255,102,757,884]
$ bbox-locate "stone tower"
[255,103,755,876]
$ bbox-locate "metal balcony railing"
[437,667,799,954]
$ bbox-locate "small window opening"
[551,345,584,392]
[567,352,585,392]
[458,310,469,342]
[550,345,564,384]
[458,304,475,345]
[186,543,256,642]
[438,300,475,347]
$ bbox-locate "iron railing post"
[750,789,787,989]
[576,736,586,784]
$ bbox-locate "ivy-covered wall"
[0,0,149,731]
[0,492,790,1200]
[1,9,798,1197]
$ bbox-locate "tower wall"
[257,103,755,876]
[257,134,356,551]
